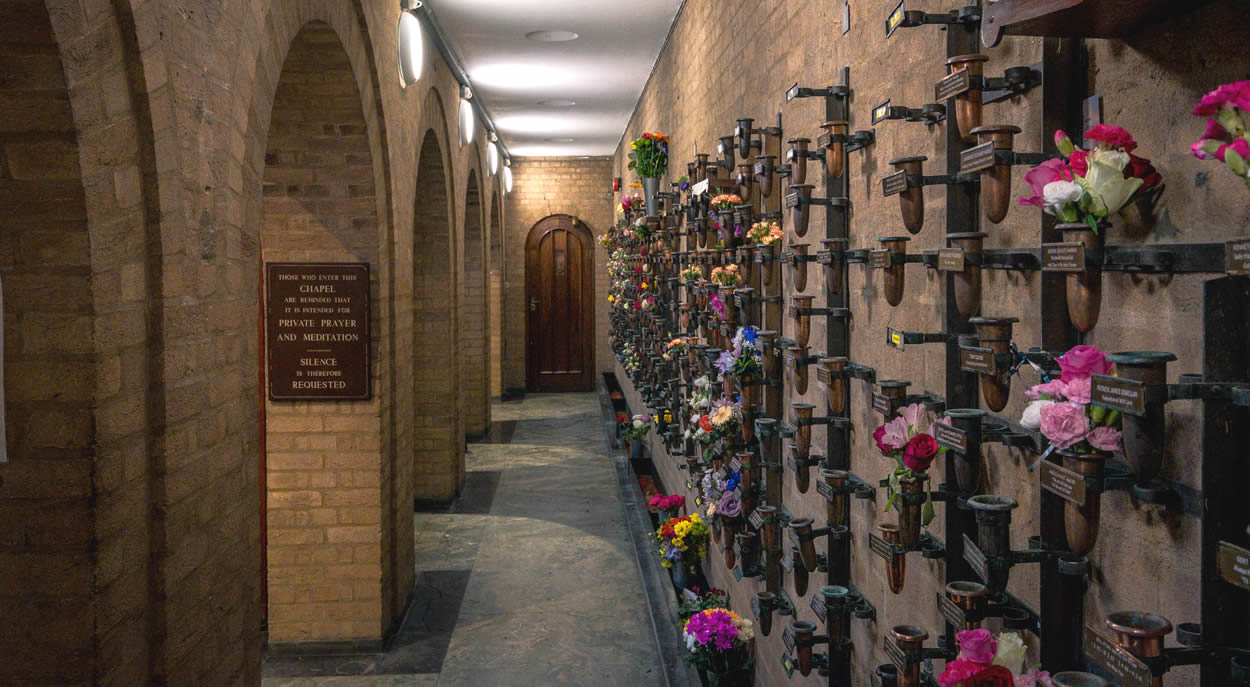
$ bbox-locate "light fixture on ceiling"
[458,89,475,146]
[546,137,575,143]
[525,30,579,42]
[538,99,576,107]
[396,2,424,88]
[488,142,499,175]
[503,161,513,194]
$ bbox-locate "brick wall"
[460,171,488,435]
[503,157,615,392]
[488,194,505,397]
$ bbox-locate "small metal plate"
[1084,626,1153,687]
[785,192,802,209]
[883,632,907,667]
[817,250,837,266]
[882,170,908,197]
[963,533,988,583]
[816,366,833,386]
[1217,541,1250,592]
[872,98,893,124]
[753,161,767,175]
[729,456,743,472]
[817,479,835,501]
[781,550,795,572]
[886,327,906,351]
[869,532,894,560]
[959,140,997,174]
[1039,460,1086,506]
[934,422,968,454]
[935,68,972,101]
[783,625,797,653]
[959,345,997,375]
[937,593,967,629]
[817,131,833,149]
[1090,374,1147,416]
[872,392,895,416]
[869,249,892,269]
[1227,238,1250,275]
[781,653,796,678]
[1041,242,1086,272]
[810,595,828,623]
[749,509,766,530]
[884,1,905,36]
[938,248,965,272]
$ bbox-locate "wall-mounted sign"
[266,263,371,400]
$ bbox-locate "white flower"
[1020,400,1055,431]
[1042,180,1083,209]
[992,632,1028,674]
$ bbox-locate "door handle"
[529,297,539,312]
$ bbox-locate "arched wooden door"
[525,215,594,391]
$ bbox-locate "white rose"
[1042,180,1083,208]
[1091,148,1130,171]
[992,631,1028,674]
[1020,400,1055,431]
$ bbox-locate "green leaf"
[921,493,935,526]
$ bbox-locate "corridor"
[263,394,665,687]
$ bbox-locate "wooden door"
[525,215,594,392]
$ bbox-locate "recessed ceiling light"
[539,99,576,107]
[546,137,574,143]
[526,30,579,42]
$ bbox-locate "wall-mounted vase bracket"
[818,238,849,294]
[717,134,737,171]
[872,236,912,306]
[873,379,911,418]
[786,137,819,186]
[751,590,796,638]
[882,624,952,687]
[735,163,755,199]
[784,620,832,677]
[882,156,978,234]
[787,184,850,237]
[958,125,1049,223]
[870,98,946,128]
[942,232,987,316]
[733,530,765,579]
[937,54,1041,142]
[736,117,778,160]
[1085,612,1224,687]
[783,243,817,292]
[964,317,1018,411]
[754,155,778,198]
[884,1,980,37]
[869,526,946,596]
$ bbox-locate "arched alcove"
[488,190,505,398]
[462,170,488,436]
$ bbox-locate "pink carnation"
[1087,426,1123,453]
[1193,80,1250,116]
[1039,402,1090,450]
[938,659,987,687]
[1215,138,1250,162]
[1059,376,1092,404]
[1084,124,1138,152]
[1068,149,1090,177]
[1025,379,1068,401]
[1204,118,1230,142]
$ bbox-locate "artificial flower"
[992,632,1027,674]
[1038,401,1090,450]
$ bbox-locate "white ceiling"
[427,0,684,157]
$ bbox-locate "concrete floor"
[264,393,666,687]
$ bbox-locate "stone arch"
[488,189,505,398]
[461,167,489,436]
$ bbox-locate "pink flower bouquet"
[1019,345,1122,455]
[874,403,946,526]
[1190,80,1250,188]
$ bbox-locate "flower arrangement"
[682,608,755,674]
[875,403,946,526]
[655,513,709,571]
[620,193,643,215]
[710,264,742,287]
[938,629,1054,687]
[709,293,727,321]
[714,326,763,379]
[688,375,713,412]
[745,221,784,246]
[676,587,729,629]
[1018,125,1160,234]
[663,337,689,362]
[629,131,671,178]
[649,493,687,514]
[680,266,702,282]
[710,193,742,210]
[1020,345,1121,456]
[619,414,652,442]
[1190,80,1250,188]
[620,342,640,375]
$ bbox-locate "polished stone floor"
[263,393,666,687]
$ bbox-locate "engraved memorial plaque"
[817,366,833,386]
[884,633,907,667]
[811,595,828,623]
[938,248,966,272]
[937,593,967,629]
[783,626,797,653]
[749,509,766,530]
[817,479,835,501]
[882,170,909,196]
[1039,460,1087,506]
[886,327,906,351]
[934,422,968,454]
[1042,242,1086,272]
[1084,627,1153,687]
[817,250,836,266]
[1218,541,1250,592]
[817,131,832,149]
[729,456,743,472]
[1091,374,1147,416]
[266,262,371,400]
[959,140,997,174]
[963,534,988,583]
[870,249,892,269]
[869,532,895,560]
[935,68,972,101]
[960,345,997,375]
[872,392,895,416]
[1228,238,1250,276]
[785,192,802,209]
[753,160,767,176]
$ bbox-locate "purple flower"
[716,491,742,518]
[665,543,683,562]
[715,350,735,374]
[710,294,726,319]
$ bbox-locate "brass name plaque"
[938,248,966,272]
[729,456,743,472]
[1039,460,1087,506]
[753,161,767,176]
[817,250,837,266]
[266,262,371,400]
[934,422,968,454]
[817,479,835,501]
[937,593,967,629]
[883,632,908,667]
[960,346,997,376]
[963,533,988,583]
[959,140,997,174]
[1084,626,1153,687]
[1218,541,1250,592]
[749,509,766,530]
[810,595,828,623]
[1228,238,1250,275]
[1091,374,1147,416]
[1041,242,1086,272]
[785,192,802,209]
[817,131,833,149]
[872,392,895,416]
[882,170,909,197]
[887,327,906,351]
[935,68,972,101]
[870,249,892,269]
[817,366,833,386]
[869,532,895,560]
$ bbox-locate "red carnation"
[1126,153,1162,191]
[903,433,939,472]
[1084,124,1138,153]
[1068,149,1090,176]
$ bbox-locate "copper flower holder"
[736,246,754,282]
[821,121,848,178]
[787,242,810,292]
[788,345,811,395]
[945,581,988,630]
[1058,222,1104,333]
[787,138,811,185]
[789,184,814,237]
[1106,351,1176,482]
[967,494,1018,595]
[879,523,906,594]
[792,403,814,459]
[735,529,761,574]
[756,154,777,198]
[792,620,817,676]
[736,163,755,199]
[897,476,926,549]
[969,124,1021,224]
[791,295,813,347]
[888,156,927,234]
[822,469,849,527]
[1060,449,1110,555]
[890,625,929,687]
[694,153,710,183]
[946,231,986,317]
[791,547,809,597]
[945,53,990,143]
[944,408,985,494]
[738,374,757,442]
[757,505,778,551]
[757,242,778,287]
[759,330,780,380]
[876,236,911,307]
[789,443,812,493]
[754,591,776,637]
[820,238,847,294]
[968,316,1018,412]
[723,520,737,569]
[819,357,848,415]
[1106,611,1173,687]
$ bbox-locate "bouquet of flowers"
[680,266,702,282]
[628,131,670,178]
[620,193,643,215]
[621,342,640,375]
[688,375,713,412]
[708,192,744,242]
[663,337,689,362]
[1190,80,1250,188]
[710,264,742,287]
[649,493,687,515]
[1018,125,1161,234]
[655,513,709,571]
[676,587,730,629]
[619,414,652,442]
[707,397,743,438]
[709,293,727,321]
[638,296,656,311]
[682,608,755,675]
[710,471,743,520]
[745,220,783,246]
[1019,344,1121,456]
[715,326,762,380]
[938,629,1054,687]
[874,403,945,526]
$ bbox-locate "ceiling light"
[471,63,572,90]
[458,97,475,146]
[539,99,576,108]
[488,142,499,175]
[546,137,574,143]
[503,164,513,193]
[525,30,579,42]
[396,10,424,87]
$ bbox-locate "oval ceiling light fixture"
[525,30,579,42]
[472,63,572,90]
[458,88,475,146]
[538,99,576,107]
[396,4,424,88]
[503,162,513,194]
[488,141,500,175]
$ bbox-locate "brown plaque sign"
[1091,374,1147,416]
[1217,541,1250,592]
[1041,242,1086,272]
[266,262,371,400]
[934,422,968,454]
[960,346,997,375]
[938,248,966,272]
[1039,460,1087,506]
[872,392,895,416]
[959,140,997,174]
[810,594,828,623]
[817,131,833,149]
[785,192,802,209]
[937,593,967,630]
[870,249,892,269]
[882,170,909,197]
[963,534,988,583]
[783,625,797,653]
[1084,627,1153,687]
[869,532,895,560]
[883,633,908,667]
[1228,238,1250,276]
[935,69,972,101]
[817,479,835,501]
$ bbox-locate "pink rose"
[1039,402,1090,450]
[1087,426,1122,453]
[1018,158,1073,207]
[938,658,988,687]
[956,629,998,664]
[1026,379,1069,401]
[1084,124,1138,152]
[1057,344,1112,381]
[1059,376,1092,404]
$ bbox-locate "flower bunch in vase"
[676,587,729,629]
[680,265,702,282]
[708,192,744,244]
[619,413,652,442]
[1018,125,1161,234]
[649,493,687,521]
[620,343,640,375]
[875,403,946,528]
[628,131,670,178]
[709,265,741,287]
[938,629,1054,687]
[619,194,643,215]
[682,608,755,684]
[663,337,689,362]
[655,513,709,571]
[1190,80,1250,188]
[709,293,727,322]
[745,220,783,246]
[705,469,743,522]
[1019,345,1122,456]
